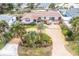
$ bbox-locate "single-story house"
[58,7,79,29]
[21,10,61,24]
[0,15,16,25]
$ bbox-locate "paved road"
[46,23,72,56]
[0,38,21,56]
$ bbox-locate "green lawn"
[0,43,5,49]
[24,24,36,28]
[22,22,36,28]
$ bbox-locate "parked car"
[44,20,52,25]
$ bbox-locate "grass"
[24,24,36,28]
[65,41,79,56]
[0,39,6,49]
[23,22,36,28]
[0,43,5,49]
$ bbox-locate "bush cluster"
[21,31,52,48]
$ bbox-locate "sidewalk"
[0,38,21,56]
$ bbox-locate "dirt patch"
[18,45,52,56]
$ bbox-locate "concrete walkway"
[0,38,21,56]
[46,23,72,56]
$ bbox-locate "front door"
[49,17,55,21]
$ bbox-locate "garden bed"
[18,31,52,56]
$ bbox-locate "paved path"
[0,38,21,56]
[46,23,72,56]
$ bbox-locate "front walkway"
[46,23,72,56]
[0,38,21,56]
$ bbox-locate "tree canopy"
[49,3,56,9]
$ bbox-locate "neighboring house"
[59,3,79,18]
[36,3,49,9]
[0,15,16,25]
[59,4,79,29]
[21,10,61,24]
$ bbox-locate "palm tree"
[0,3,14,14]
[0,20,9,36]
[0,3,7,14]
[70,17,79,34]
[10,21,26,38]
[37,22,46,33]
[0,20,9,46]
[27,3,35,9]
[35,3,40,9]
[7,4,14,11]
[10,21,27,44]
[49,3,56,10]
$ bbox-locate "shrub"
[39,33,52,47]
[0,20,9,49]
[10,21,26,38]
[3,32,12,43]
[74,36,79,41]
[21,31,52,48]
[0,35,7,49]
[60,23,73,41]
[37,22,46,33]
[22,31,39,47]
[25,8,31,13]
[0,39,5,49]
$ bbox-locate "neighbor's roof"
[0,15,16,22]
[22,10,61,20]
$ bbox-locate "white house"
[0,15,16,25]
[22,10,61,24]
